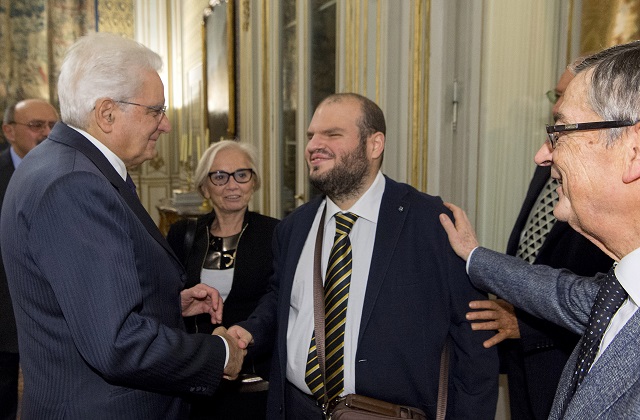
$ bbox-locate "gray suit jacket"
[470,247,640,419]
[1,124,226,419]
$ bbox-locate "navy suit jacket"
[0,148,18,354]
[503,165,612,419]
[240,177,499,419]
[0,123,226,419]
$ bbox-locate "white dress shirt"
[286,171,385,396]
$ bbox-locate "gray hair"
[194,140,261,198]
[57,32,163,129]
[572,40,640,144]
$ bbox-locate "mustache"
[308,148,335,160]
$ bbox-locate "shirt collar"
[324,171,385,225]
[9,147,22,169]
[67,125,127,181]
[615,247,640,305]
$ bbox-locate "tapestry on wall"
[0,0,95,122]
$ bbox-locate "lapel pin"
[398,206,404,212]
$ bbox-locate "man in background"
[0,33,245,418]
[466,66,612,419]
[230,92,498,419]
[0,99,58,420]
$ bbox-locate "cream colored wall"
[475,0,564,252]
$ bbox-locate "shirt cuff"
[218,335,230,368]
[466,246,479,274]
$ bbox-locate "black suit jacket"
[1,123,228,419]
[240,177,499,419]
[0,148,17,353]
[503,165,613,419]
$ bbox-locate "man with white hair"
[0,33,245,418]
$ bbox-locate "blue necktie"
[565,266,627,406]
[125,174,137,196]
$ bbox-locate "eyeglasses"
[116,100,167,118]
[10,120,57,132]
[545,90,561,104]
[208,168,255,186]
[545,119,639,149]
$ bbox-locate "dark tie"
[567,266,627,399]
[305,212,358,402]
[125,174,138,196]
[516,177,558,263]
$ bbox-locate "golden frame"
[202,0,236,143]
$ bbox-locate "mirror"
[203,0,236,143]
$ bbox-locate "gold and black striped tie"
[305,212,359,402]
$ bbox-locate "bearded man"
[228,93,498,419]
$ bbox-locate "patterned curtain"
[0,0,95,114]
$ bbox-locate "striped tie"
[305,212,359,402]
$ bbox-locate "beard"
[309,140,370,202]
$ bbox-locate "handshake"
[180,284,256,381]
[212,326,254,380]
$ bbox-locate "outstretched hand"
[180,283,223,324]
[439,202,479,261]
[467,299,520,348]
[227,325,254,350]
[213,326,247,380]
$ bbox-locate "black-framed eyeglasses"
[545,120,639,149]
[545,89,561,104]
[208,168,255,186]
[9,120,57,132]
[116,100,167,118]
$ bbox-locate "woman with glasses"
[167,140,279,420]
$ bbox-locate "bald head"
[3,99,59,158]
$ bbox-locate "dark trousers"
[0,352,18,420]
[284,381,323,420]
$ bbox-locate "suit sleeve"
[441,223,499,418]
[27,171,225,395]
[469,247,601,334]
[236,217,284,356]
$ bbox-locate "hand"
[439,202,479,261]
[227,325,253,350]
[213,326,247,380]
[180,284,223,324]
[466,299,520,348]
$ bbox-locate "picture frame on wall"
[203,0,236,144]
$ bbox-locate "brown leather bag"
[330,394,428,419]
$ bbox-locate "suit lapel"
[358,178,408,343]
[554,309,640,418]
[48,124,181,265]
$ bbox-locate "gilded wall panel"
[581,0,640,54]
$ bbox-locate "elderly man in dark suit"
[0,98,58,420]
[229,93,498,419]
[441,40,640,418]
[0,33,245,419]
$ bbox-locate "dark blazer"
[0,123,227,419]
[240,177,499,419]
[167,210,279,379]
[0,148,17,354]
[503,165,613,419]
